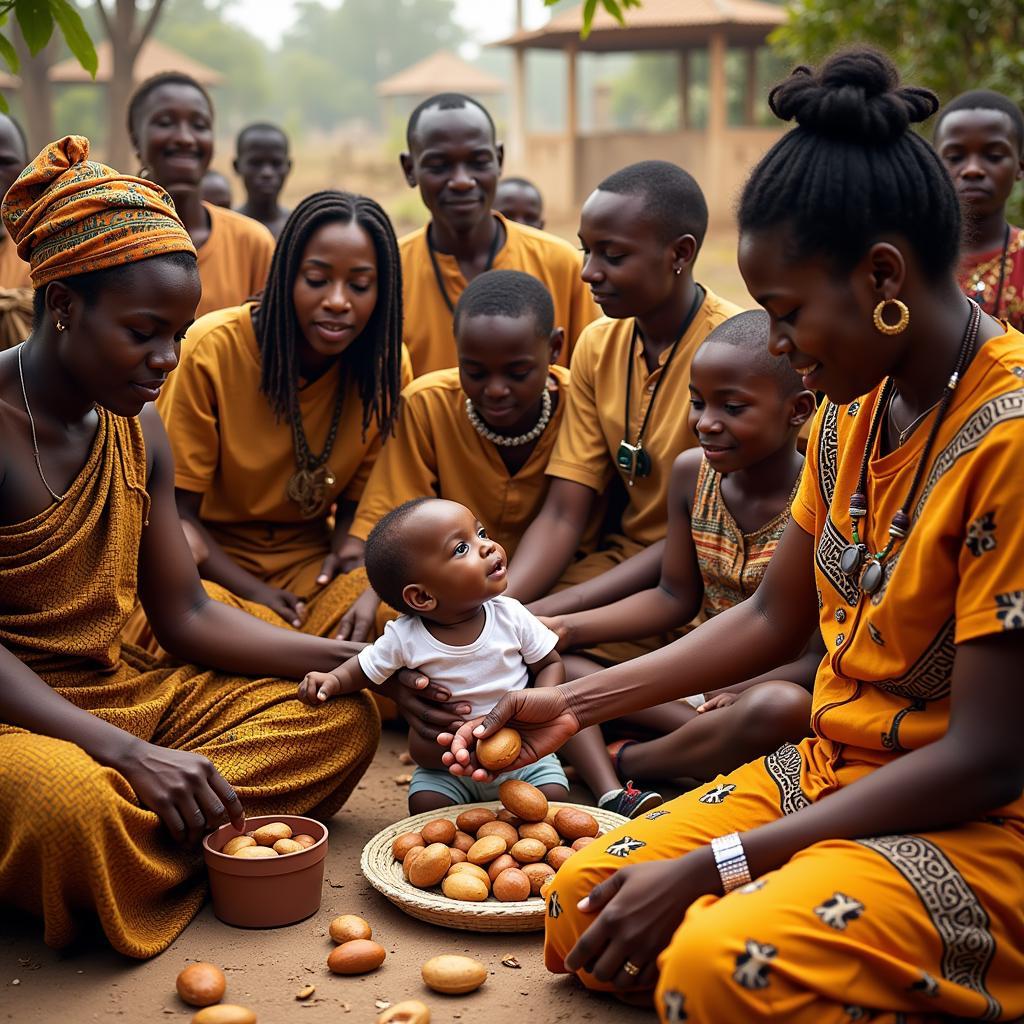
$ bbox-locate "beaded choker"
[465,385,552,447]
[839,299,981,595]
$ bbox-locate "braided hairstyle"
[127,71,215,152]
[738,47,960,280]
[255,190,403,440]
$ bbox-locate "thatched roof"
[377,50,505,98]
[49,38,223,85]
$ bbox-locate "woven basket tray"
[360,802,628,932]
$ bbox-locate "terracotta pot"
[203,814,327,928]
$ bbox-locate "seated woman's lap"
[545,740,1024,1024]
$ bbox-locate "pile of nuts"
[392,780,599,903]
[220,821,317,858]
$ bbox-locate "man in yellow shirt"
[508,161,743,665]
[398,93,598,375]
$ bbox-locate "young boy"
[334,270,599,642]
[299,498,570,812]
[398,92,598,374]
[933,89,1024,329]
[495,176,545,230]
[536,311,820,804]
[233,122,292,239]
[507,160,743,666]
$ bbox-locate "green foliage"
[771,0,1024,224]
[548,0,644,39]
[0,0,96,112]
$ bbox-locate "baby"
[299,498,569,812]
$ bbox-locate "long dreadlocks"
[255,190,404,439]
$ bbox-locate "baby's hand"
[697,692,738,713]
[298,671,342,706]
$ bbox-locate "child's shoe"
[599,780,663,818]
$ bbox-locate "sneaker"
[601,781,663,818]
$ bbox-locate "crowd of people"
[1,44,1023,1024]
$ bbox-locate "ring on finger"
[623,960,641,977]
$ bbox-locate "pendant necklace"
[839,299,981,596]
[286,375,346,519]
[466,383,552,447]
[18,344,66,504]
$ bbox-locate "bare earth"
[0,726,654,1023]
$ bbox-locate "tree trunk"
[12,34,56,155]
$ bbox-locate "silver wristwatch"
[711,832,752,893]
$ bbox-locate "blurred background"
[3,0,1020,303]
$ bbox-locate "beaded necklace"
[839,299,981,595]
[465,385,552,447]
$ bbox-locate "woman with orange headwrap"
[0,136,388,957]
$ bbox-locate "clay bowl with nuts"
[203,814,327,928]
[360,789,627,933]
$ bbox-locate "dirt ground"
[0,725,656,1024]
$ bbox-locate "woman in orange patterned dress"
[446,50,1024,1023]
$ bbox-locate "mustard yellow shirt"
[350,365,573,559]
[546,289,744,546]
[398,213,599,376]
[0,234,31,289]
[196,203,274,318]
[161,303,412,525]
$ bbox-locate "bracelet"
[711,832,752,893]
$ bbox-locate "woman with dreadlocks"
[131,190,411,641]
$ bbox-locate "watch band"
[711,832,752,893]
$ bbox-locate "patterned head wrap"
[0,135,196,288]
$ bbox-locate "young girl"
[507,161,743,668]
[448,49,1024,1022]
[539,311,819,810]
[933,89,1024,329]
[136,191,408,642]
[127,72,274,317]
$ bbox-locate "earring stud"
[55,320,67,333]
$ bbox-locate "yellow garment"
[350,365,580,560]
[399,213,599,376]
[0,286,32,352]
[0,408,378,958]
[1,135,194,286]
[544,326,1024,1022]
[0,234,32,288]
[195,202,273,317]
[546,291,743,549]
[546,740,1024,1022]
[160,303,412,596]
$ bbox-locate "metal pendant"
[286,464,336,520]
[860,559,885,595]
[839,543,865,577]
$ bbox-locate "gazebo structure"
[496,0,787,225]
[48,38,223,87]
[376,50,505,124]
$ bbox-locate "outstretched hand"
[438,687,581,781]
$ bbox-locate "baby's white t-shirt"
[356,595,558,716]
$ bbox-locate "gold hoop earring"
[873,298,909,335]
[55,320,67,333]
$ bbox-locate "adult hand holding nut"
[440,687,581,781]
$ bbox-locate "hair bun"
[769,47,938,145]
